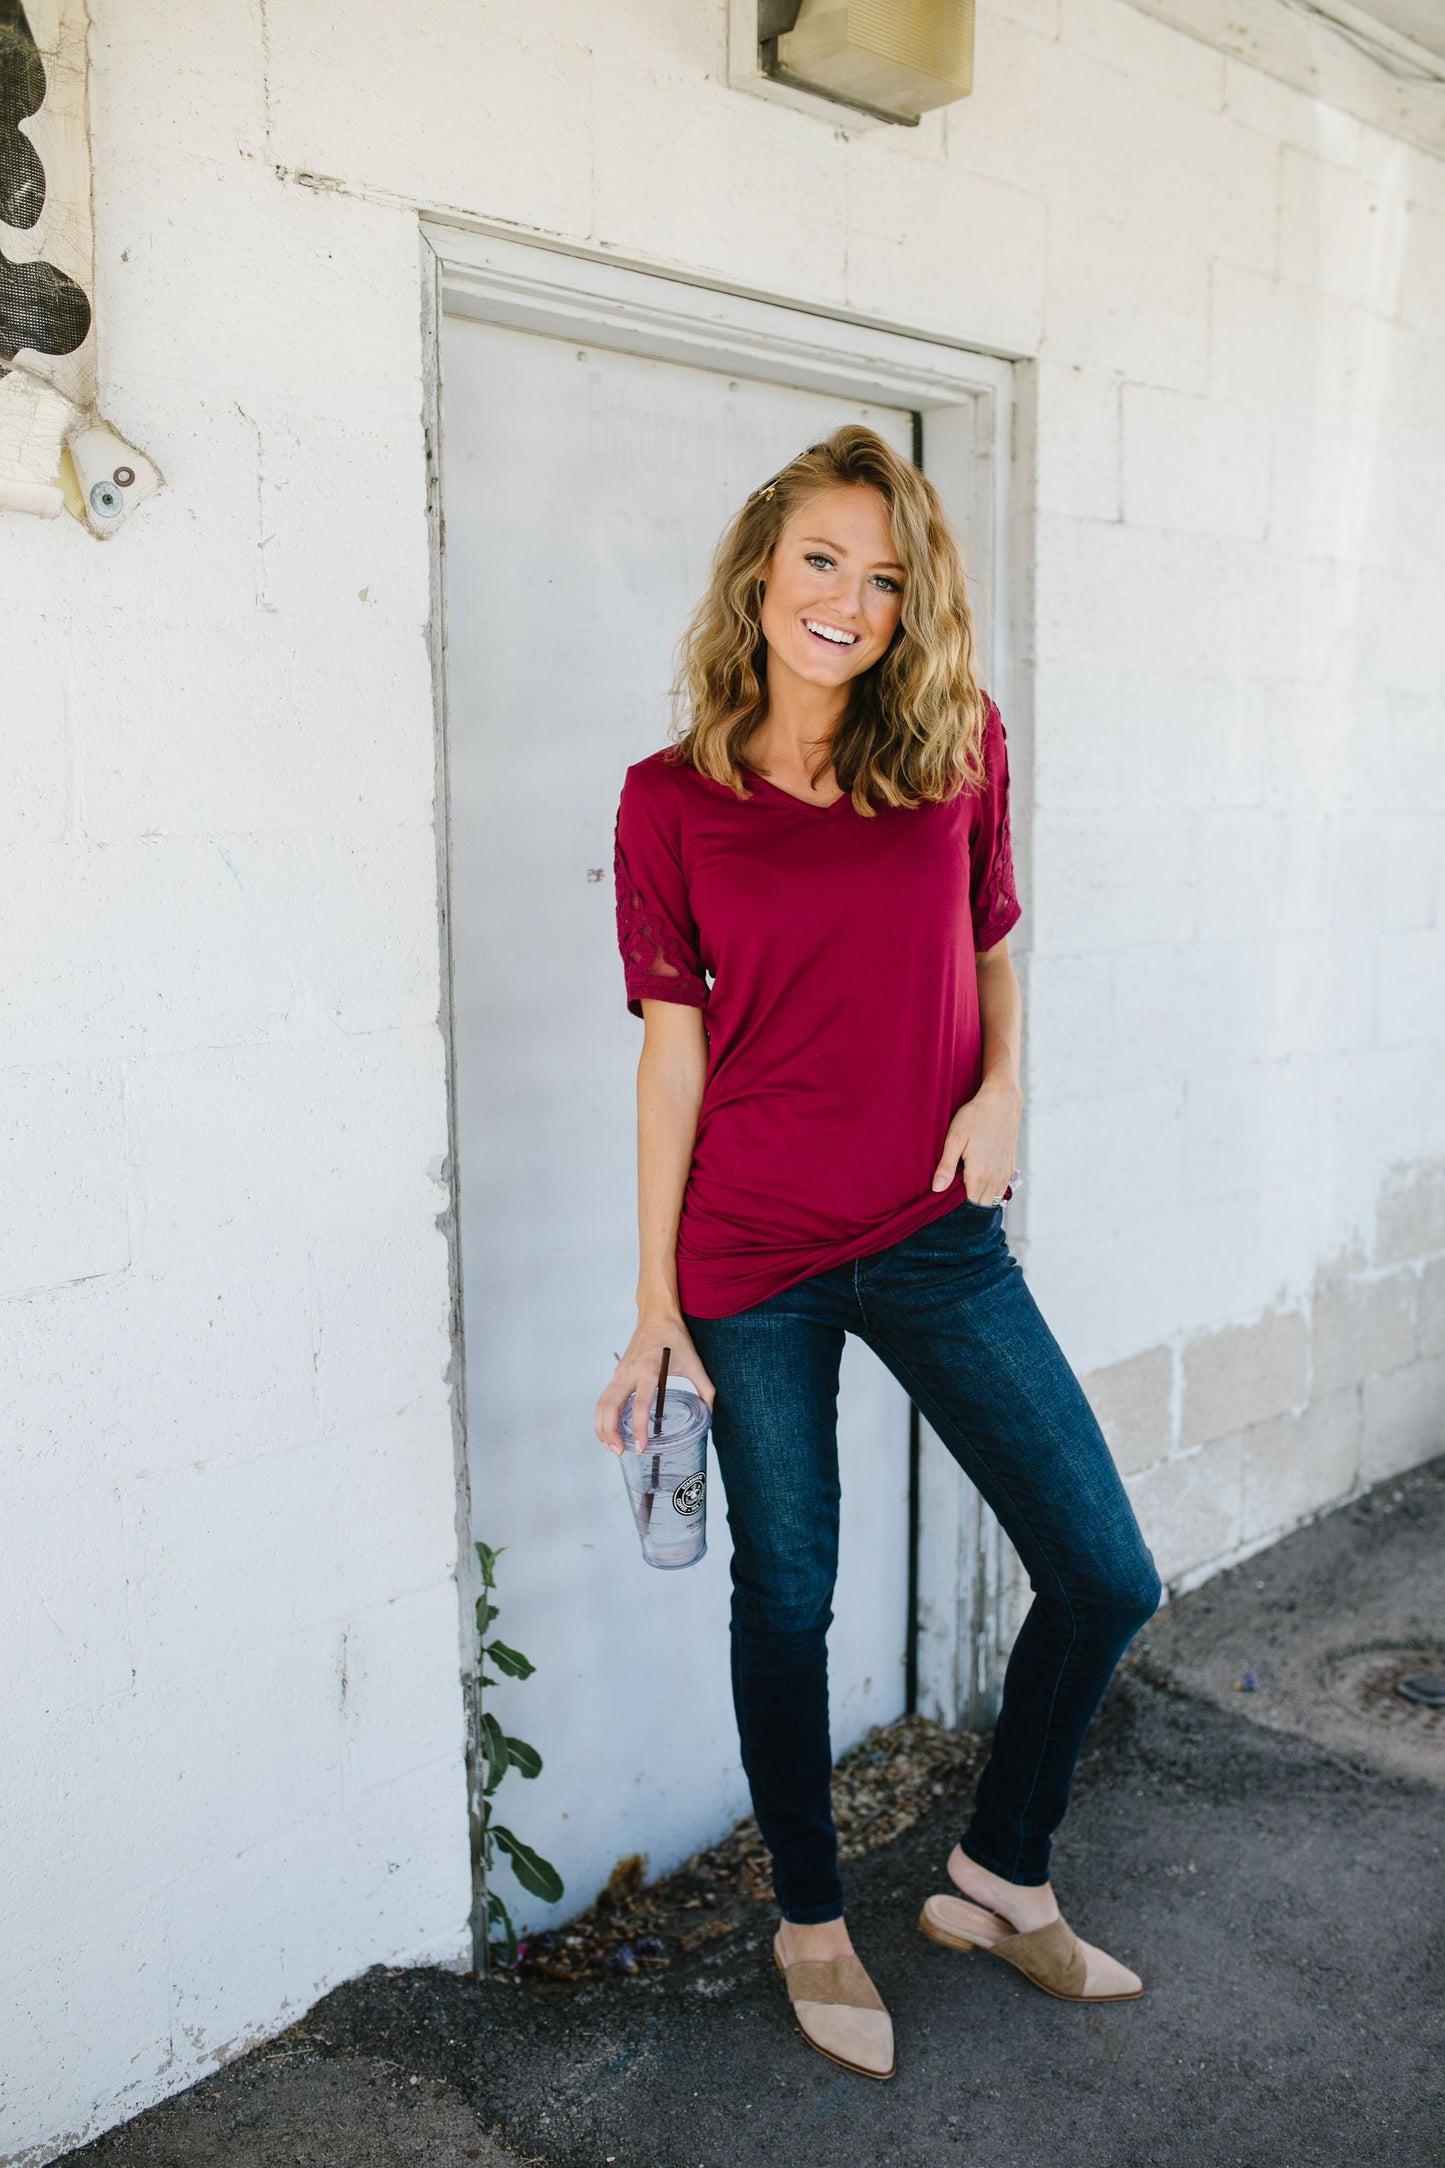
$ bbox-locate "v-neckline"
[741,765,853,818]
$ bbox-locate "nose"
[819,575,868,626]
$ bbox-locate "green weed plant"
[475,1540,564,1965]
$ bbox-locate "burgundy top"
[612,695,1022,1319]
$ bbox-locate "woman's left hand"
[931,1078,1022,1202]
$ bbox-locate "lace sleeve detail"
[969,700,1023,955]
[613,815,709,1019]
[973,782,1021,953]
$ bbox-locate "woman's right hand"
[595,1313,716,1456]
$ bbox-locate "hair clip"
[751,479,778,502]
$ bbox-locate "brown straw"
[653,1345,671,1436]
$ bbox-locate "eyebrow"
[799,534,905,572]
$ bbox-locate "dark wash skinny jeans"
[683,1195,1163,1924]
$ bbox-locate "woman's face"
[758,482,905,694]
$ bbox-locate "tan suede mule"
[772,1935,896,2079]
[918,1892,1144,2003]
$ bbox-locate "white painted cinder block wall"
[3,0,1443,2157]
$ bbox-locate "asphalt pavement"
[60,1456,1445,2168]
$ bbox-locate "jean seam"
[855,1315,1082,1883]
[701,1301,850,1923]
[998,1606,1078,1880]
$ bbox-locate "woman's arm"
[929,934,1024,1199]
[974,937,1022,1105]
[594,1000,717,1454]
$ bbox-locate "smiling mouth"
[803,618,859,648]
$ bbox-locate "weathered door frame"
[418,217,1032,1957]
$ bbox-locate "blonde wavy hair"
[666,424,988,816]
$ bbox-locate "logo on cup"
[672,1472,706,1518]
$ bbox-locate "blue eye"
[803,552,900,594]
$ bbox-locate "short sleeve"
[969,697,1022,955]
[614,763,710,1021]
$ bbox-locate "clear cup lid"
[620,1382,709,1449]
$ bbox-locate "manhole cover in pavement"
[1323,1643,1445,1733]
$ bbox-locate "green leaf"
[505,1735,542,1780]
[487,1888,517,1967]
[486,1639,535,1681]
[474,1541,502,1589]
[479,1711,509,1794]
[475,1597,499,1638]
[493,1825,564,1905]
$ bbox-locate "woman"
[595,426,1161,2082]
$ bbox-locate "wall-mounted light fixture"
[758,0,975,126]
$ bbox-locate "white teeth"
[805,619,857,646]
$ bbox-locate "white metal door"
[441,313,918,1930]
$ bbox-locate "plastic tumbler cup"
[618,1381,710,1570]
